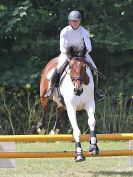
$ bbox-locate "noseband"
[71,76,83,82]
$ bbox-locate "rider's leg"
[45,53,68,97]
[85,53,97,69]
[45,68,60,97]
[85,53,104,101]
[57,53,68,71]
[93,73,104,101]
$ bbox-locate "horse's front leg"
[66,104,85,162]
[86,101,99,155]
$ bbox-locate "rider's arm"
[60,28,68,54]
[81,27,97,69]
[81,28,92,53]
[84,34,92,53]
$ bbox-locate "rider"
[45,10,104,101]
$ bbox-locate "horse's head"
[69,56,90,96]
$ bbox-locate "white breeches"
[86,53,97,69]
[57,53,68,71]
[57,53,97,71]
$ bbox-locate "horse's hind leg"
[86,101,99,155]
[66,105,85,162]
[50,106,65,134]
[50,110,61,134]
[37,97,48,134]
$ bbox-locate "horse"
[37,49,99,162]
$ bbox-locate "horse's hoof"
[49,129,59,135]
[75,155,85,162]
[37,128,45,134]
[89,149,99,155]
[88,144,99,155]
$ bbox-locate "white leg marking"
[66,105,81,142]
[86,101,96,131]
[86,101,96,144]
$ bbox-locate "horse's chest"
[76,102,86,111]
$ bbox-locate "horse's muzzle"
[74,87,83,96]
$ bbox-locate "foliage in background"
[0,0,132,134]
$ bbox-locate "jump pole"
[0,150,133,158]
[1,133,133,167]
[0,133,133,142]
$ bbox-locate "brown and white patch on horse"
[40,56,68,112]
[40,57,58,97]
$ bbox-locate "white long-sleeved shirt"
[60,25,92,54]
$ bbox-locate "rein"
[71,76,82,82]
[58,56,87,86]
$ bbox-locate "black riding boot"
[94,74,104,101]
[45,69,60,97]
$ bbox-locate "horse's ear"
[78,46,86,57]
[82,38,87,56]
[69,46,77,58]
[82,46,86,56]
[69,46,74,55]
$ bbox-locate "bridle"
[69,57,87,96]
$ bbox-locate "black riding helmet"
[68,10,82,21]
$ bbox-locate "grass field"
[0,141,133,177]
